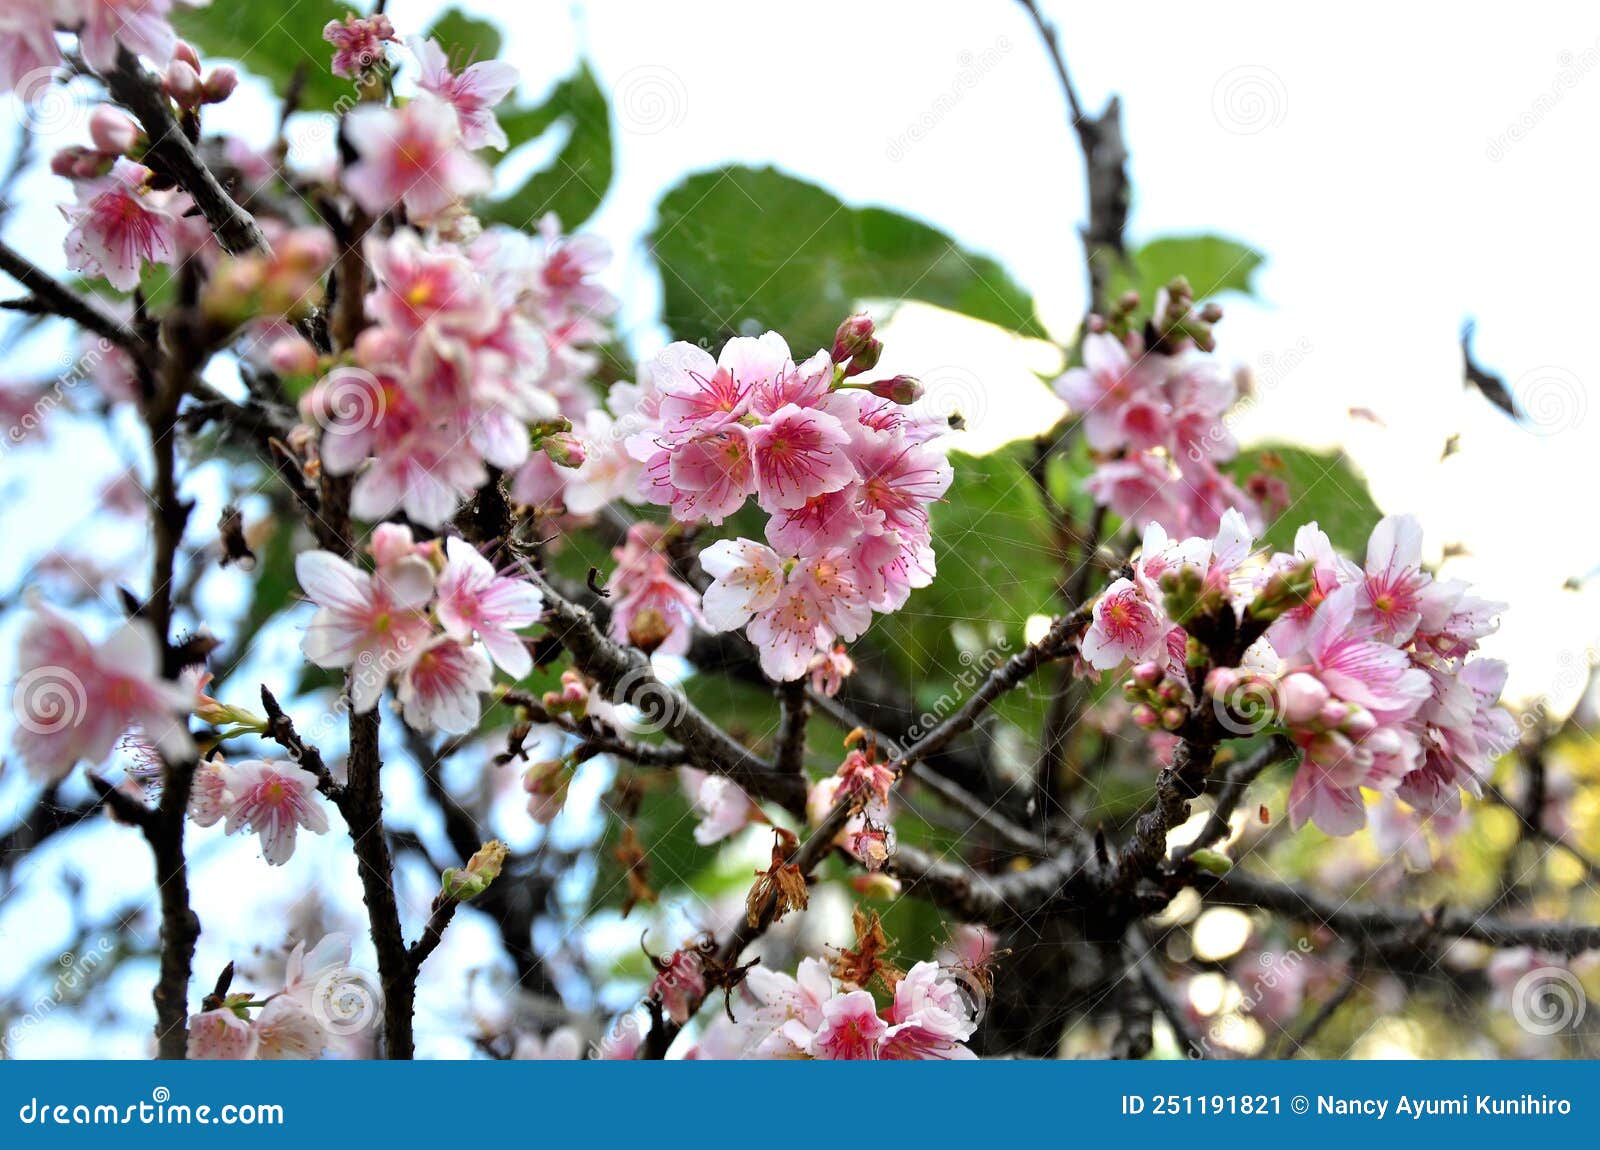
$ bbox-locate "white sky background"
[4,0,1600,1053]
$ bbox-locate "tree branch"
[0,240,144,353]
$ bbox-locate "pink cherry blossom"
[0,0,59,92]
[1054,332,1169,452]
[434,537,544,677]
[749,403,856,512]
[699,538,784,631]
[849,434,953,536]
[1081,577,1166,671]
[1357,514,1456,643]
[61,158,179,292]
[807,644,854,697]
[651,946,706,1025]
[188,755,230,826]
[252,994,327,1060]
[606,523,703,656]
[410,36,518,150]
[295,550,433,712]
[221,759,330,865]
[809,989,886,1059]
[322,13,397,79]
[76,0,187,73]
[680,767,762,844]
[745,552,871,681]
[10,603,193,781]
[649,426,756,524]
[880,961,978,1060]
[396,635,492,734]
[187,1007,258,1060]
[343,96,490,221]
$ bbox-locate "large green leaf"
[1233,444,1381,555]
[862,445,1059,712]
[481,64,613,232]
[651,166,1046,353]
[1110,234,1263,304]
[175,3,352,110]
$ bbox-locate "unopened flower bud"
[1317,699,1348,729]
[202,66,239,104]
[1160,706,1188,731]
[89,105,138,154]
[541,432,586,469]
[268,335,319,377]
[1277,672,1330,725]
[542,669,589,717]
[1131,703,1159,729]
[832,312,876,363]
[868,374,923,405]
[442,839,508,900]
[1341,706,1378,739]
[164,59,203,107]
[174,39,201,72]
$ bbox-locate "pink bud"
[868,374,923,405]
[1131,661,1163,688]
[174,40,201,72]
[1341,706,1378,739]
[831,312,876,362]
[1160,706,1188,731]
[1317,699,1348,729]
[542,432,586,469]
[267,336,319,377]
[164,60,203,107]
[89,105,138,154]
[202,66,239,104]
[1277,672,1331,725]
[1131,703,1159,729]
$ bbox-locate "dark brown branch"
[1200,868,1600,955]
[529,574,805,816]
[259,685,342,802]
[1172,736,1293,864]
[102,47,271,256]
[0,240,144,353]
[775,678,810,774]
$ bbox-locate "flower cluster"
[692,957,979,1059]
[187,934,369,1059]
[189,755,328,865]
[295,526,543,732]
[1083,509,1514,837]
[1,1,198,94]
[1055,317,1265,540]
[297,213,614,528]
[574,318,949,680]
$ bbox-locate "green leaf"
[482,63,613,232]
[174,3,354,110]
[861,444,1059,718]
[1233,444,1382,555]
[423,8,502,67]
[651,165,1045,353]
[1110,234,1263,304]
